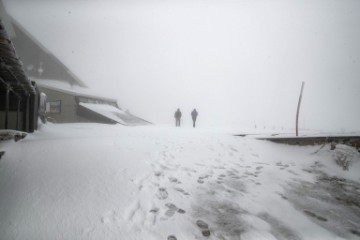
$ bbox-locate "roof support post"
[16,96,21,130]
[28,93,36,133]
[22,95,29,132]
[4,86,10,129]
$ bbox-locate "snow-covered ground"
[0,124,359,240]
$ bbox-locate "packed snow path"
[0,124,359,240]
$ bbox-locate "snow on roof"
[34,78,118,103]
[79,102,127,125]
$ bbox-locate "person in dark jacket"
[174,108,182,127]
[191,109,198,128]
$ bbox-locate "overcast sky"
[3,0,360,131]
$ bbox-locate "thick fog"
[3,0,360,131]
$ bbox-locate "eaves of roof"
[0,20,36,96]
[36,80,118,104]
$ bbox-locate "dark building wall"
[0,89,38,132]
[38,86,116,124]
[0,112,23,130]
[38,87,86,123]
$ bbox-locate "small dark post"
[16,96,21,130]
[296,82,305,136]
[4,86,10,129]
[22,95,29,132]
[29,93,36,133]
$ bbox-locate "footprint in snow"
[230,176,242,180]
[195,163,206,167]
[245,171,258,177]
[350,229,360,237]
[174,187,190,196]
[227,170,241,179]
[214,165,226,170]
[255,162,270,165]
[230,146,238,152]
[149,207,159,213]
[197,173,212,184]
[154,171,163,177]
[196,219,211,237]
[277,192,288,200]
[178,209,186,214]
[196,219,209,229]
[164,203,186,218]
[303,210,328,222]
[169,176,181,184]
[165,203,178,217]
[287,170,299,176]
[181,167,197,173]
[217,174,226,183]
[275,162,290,167]
[157,188,168,200]
[276,162,290,169]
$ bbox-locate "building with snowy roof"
[0,1,149,126]
[0,19,39,133]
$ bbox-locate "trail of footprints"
[167,219,212,240]
[130,141,300,239]
[132,146,194,230]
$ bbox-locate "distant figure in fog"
[191,109,198,128]
[174,108,182,127]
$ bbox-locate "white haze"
[3,0,360,132]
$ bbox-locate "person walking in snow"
[174,108,182,127]
[191,109,198,128]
